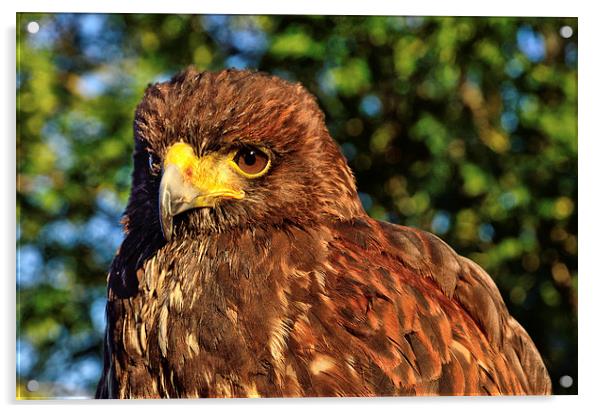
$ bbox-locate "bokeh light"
[559,25,573,39]
[26,21,39,34]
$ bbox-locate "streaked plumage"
[96,68,551,398]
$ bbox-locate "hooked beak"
[158,143,244,241]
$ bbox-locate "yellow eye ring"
[229,147,272,178]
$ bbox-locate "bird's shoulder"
[326,217,507,346]
[312,216,551,394]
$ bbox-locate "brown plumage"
[96,68,551,398]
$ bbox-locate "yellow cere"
[163,142,197,174]
[163,142,245,202]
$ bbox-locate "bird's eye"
[232,147,270,177]
[148,152,161,175]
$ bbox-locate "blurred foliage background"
[16,14,577,398]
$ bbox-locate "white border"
[4,1,599,412]
[6,0,581,16]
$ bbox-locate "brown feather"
[97,68,551,398]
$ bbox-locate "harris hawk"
[96,68,551,398]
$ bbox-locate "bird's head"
[128,68,364,241]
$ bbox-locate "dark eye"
[233,147,270,176]
[148,152,161,175]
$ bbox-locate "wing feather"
[320,218,551,395]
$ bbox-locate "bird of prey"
[96,68,551,398]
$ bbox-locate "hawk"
[96,68,551,398]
